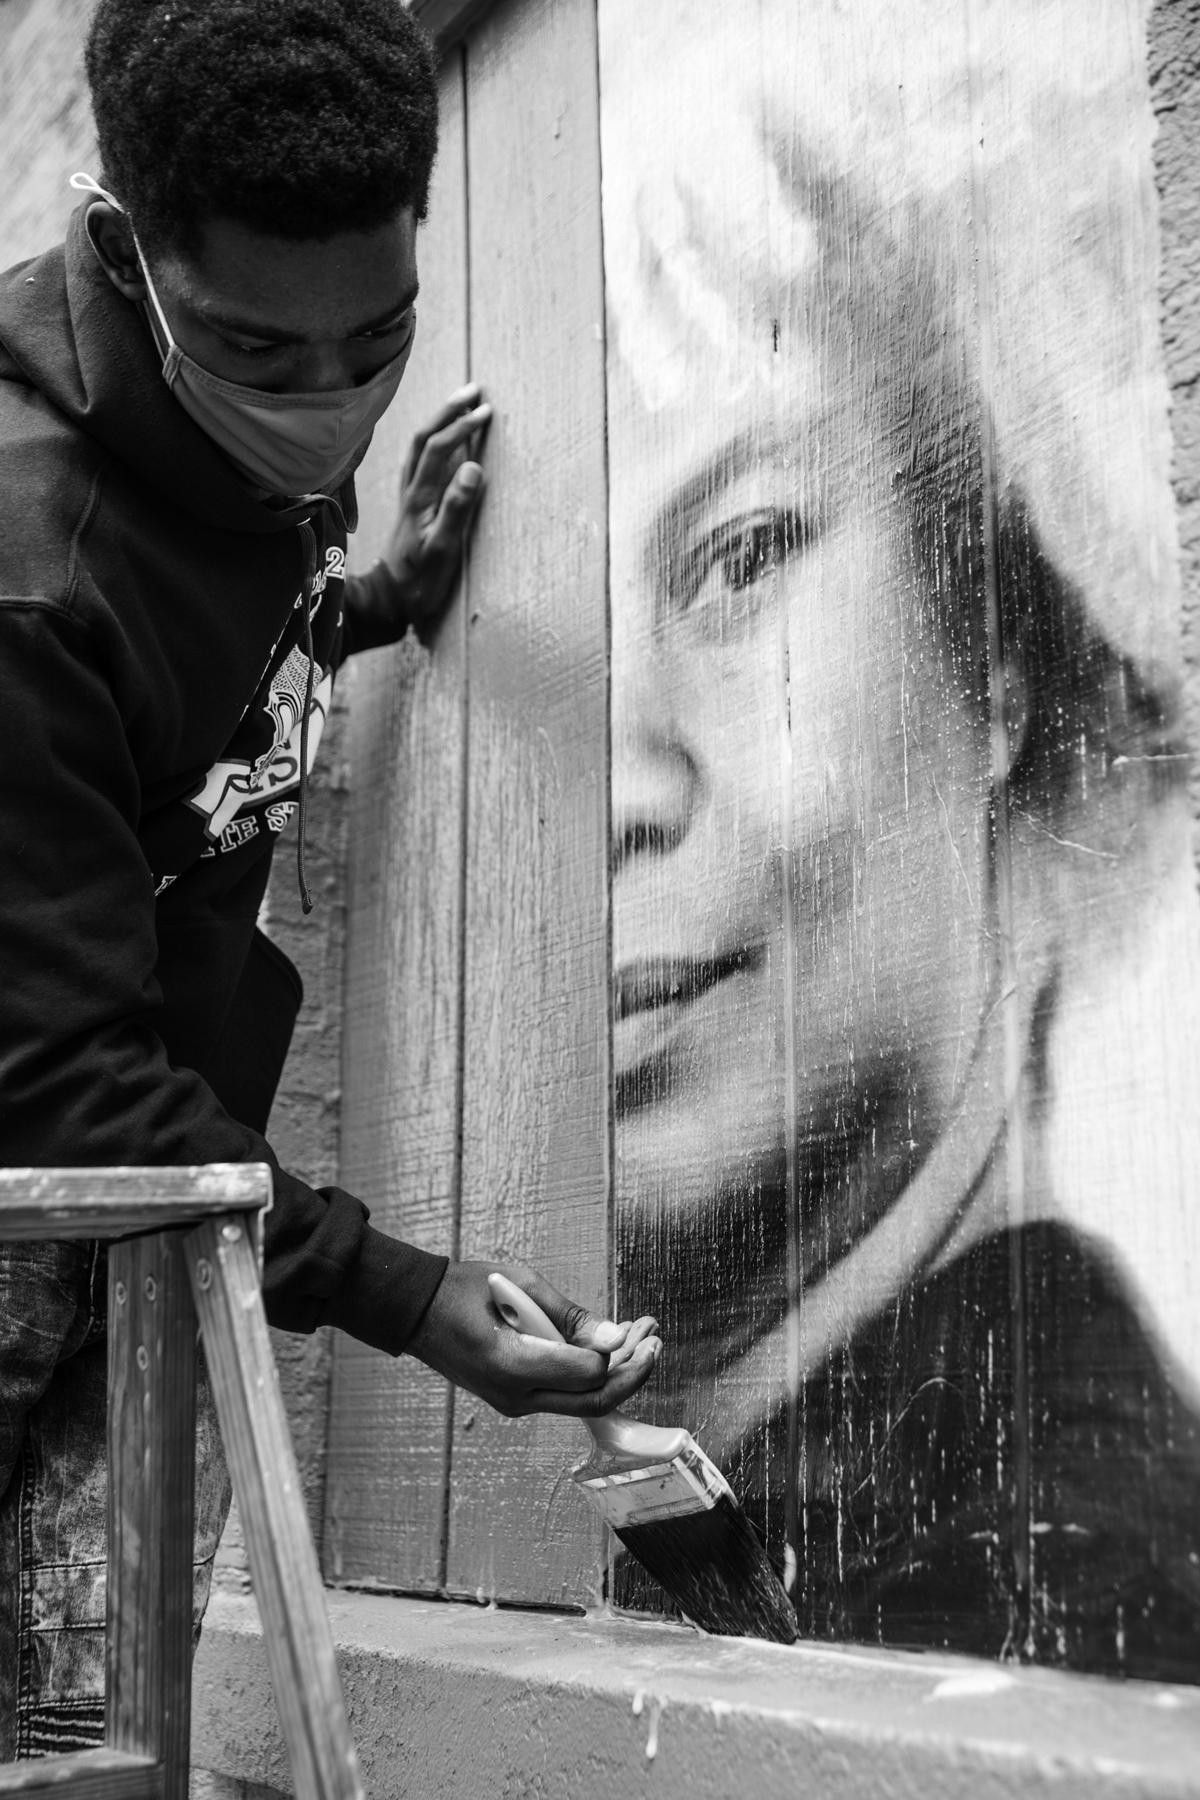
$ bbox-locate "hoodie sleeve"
[0,597,446,1352]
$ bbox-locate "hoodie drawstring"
[296,520,318,915]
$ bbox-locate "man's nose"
[611,661,699,876]
[289,342,358,393]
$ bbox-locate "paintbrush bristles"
[616,1496,799,1643]
[573,1433,797,1643]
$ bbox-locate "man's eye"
[220,338,280,359]
[354,309,416,345]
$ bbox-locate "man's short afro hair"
[85,0,438,254]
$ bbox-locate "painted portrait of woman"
[601,0,1200,1680]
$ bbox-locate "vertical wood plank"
[323,52,469,1594]
[188,1216,362,1800]
[445,0,610,1607]
[107,1231,196,1800]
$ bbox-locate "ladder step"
[0,1165,271,1240]
[0,1749,161,1798]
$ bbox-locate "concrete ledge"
[192,1590,1200,1799]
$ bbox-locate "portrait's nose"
[611,645,700,876]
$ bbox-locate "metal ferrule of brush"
[574,1434,733,1530]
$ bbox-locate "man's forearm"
[341,561,413,656]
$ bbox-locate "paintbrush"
[489,1272,798,1644]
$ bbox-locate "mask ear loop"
[70,170,122,209]
[70,171,125,272]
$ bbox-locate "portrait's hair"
[85,0,438,255]
[902,457,1176,823]
[784,152,1180,824]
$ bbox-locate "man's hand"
[349,383,491,649]
[408,1260,661,1419]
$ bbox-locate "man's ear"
[991,656,1029,787]
[85,202,146,303]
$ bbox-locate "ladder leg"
[107,1229,196,1800]
[185,1215,363,1800]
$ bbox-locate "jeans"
[0,1238,231,1760]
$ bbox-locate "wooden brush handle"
[487,1273,687,1461]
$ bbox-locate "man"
[0,0,659,1755]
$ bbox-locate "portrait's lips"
[613,949,758,1021]
[612,946,764,1102]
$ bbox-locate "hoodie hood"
[0,204,353,537]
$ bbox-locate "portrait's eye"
[719,514,796,591]
[675,508,812,641]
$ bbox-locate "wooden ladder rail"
[0,1165,363,1800]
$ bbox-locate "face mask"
[71,172,414,497]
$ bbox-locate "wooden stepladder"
[0,1164,363,1800]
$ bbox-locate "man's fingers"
[570,1309,659,1356]
[403,404,488,500]
[417,463,485,565]
[585,1336,661,1410]
[400,383,486,487]
[525,1337,662,1417]
[405,404,492,511]
[605,1315,659,1370]
[502,1333,610,1394]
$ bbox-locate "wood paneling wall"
[7,0,1193,1682]
[332,0,1200,1681]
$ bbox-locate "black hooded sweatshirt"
[0,207,447,1351]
